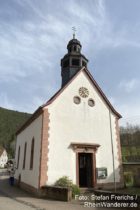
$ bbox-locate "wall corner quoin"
[39,108,50,188]
[115,117,124,184]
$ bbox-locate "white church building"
[15,36,124,194]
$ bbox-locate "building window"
[73,96,81,104]
[74,46,76,51]
[63,59,69,68]
[17,146,20,169]
[30,138,35,170]
[72,59,80,66]
[88,99,95,107]
[82,60,87,67]
[23,142,27,169]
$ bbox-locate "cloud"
[118,79,140,93]
[0,0,108,86]
[0,91,45,113]
[0,92,14,110]
[0,0,140,119]
[119,103,140,126]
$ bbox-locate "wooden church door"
[78,153,93,187]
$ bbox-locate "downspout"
[109,109,116,192]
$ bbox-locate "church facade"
[15,36,124,194]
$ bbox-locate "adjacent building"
[0,147,8,168]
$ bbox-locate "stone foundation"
[15,179,41,196]
[14,179,72,201]
[96,182,124,190]
[41,186,72,201]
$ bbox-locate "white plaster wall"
[15,114,42,189]
[0,150,8,168]
[47,71,121,185]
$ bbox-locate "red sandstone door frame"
[70,143,100,188]
[76,151,96,188]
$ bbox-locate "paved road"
[0,192,38,210]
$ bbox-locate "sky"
[0,0,140,126]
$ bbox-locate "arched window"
[63,59,69,68]
[30,138,35,170]
[74,46,76,51]
[23,142,27,169]
[17,146,20,169]
[72,59,80,66]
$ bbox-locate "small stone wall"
[40,186,72,201]
[15,179,72,201]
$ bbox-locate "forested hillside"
[120,124,140,162]
[0,107,31,158]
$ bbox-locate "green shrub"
[55,176,72,187]
[124,172,134,187]
[55,176,80,197]
[71,184,80,197]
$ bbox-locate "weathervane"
[72,26,76,39]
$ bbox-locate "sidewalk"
[0,170,88,210]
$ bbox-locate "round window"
[73,96,81,104]
[88,99,95,107]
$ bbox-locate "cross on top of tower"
[72,26,76,39]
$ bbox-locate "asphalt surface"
[0,193,37,210]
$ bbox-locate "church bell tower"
[61,33,88,87]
